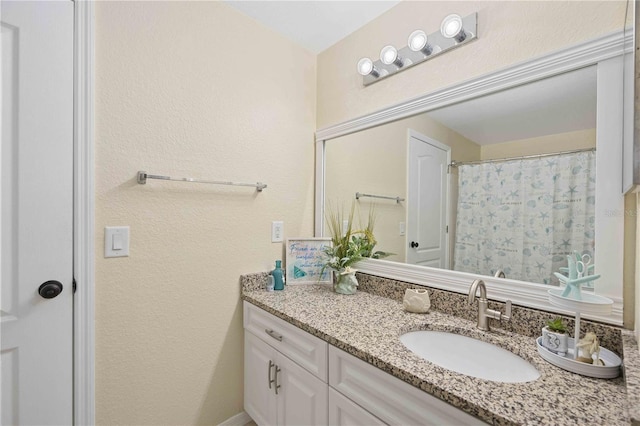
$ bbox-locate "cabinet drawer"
[329,346,486,425]
[244,301,328,382]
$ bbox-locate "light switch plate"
[105,226,130,258]
[272,221,284,242]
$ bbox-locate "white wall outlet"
[272,221,284,242]
[104,226,130,258]
[399,222,406,236]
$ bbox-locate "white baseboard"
[218,411,252,426]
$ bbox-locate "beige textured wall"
[95,2,315,424]
[480,128,597,160]
[325,112,479,262]
[317,1,628,129]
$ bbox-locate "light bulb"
[380,45,403,68]
[408,30,433,56]
[408,30,427,51]
[440,14,466,42]
[357,57,373,75]
[357,57,379,77]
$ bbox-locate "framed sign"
[285,238,332,284]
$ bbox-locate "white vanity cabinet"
[244,302,485,425]
[243,302,328,426]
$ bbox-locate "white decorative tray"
[547,288,613,316]
[536,337,621,379]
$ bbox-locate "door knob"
[38,280,63,299]
[410,241,419,248]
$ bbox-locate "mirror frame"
[315,30,633,325]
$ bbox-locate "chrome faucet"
[494,269,506,278]
[468,279,512,331]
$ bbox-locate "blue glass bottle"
[272,260,285,291]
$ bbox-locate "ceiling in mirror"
[429,66,597,145]
[324,65,599,287]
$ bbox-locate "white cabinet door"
[328,387,385,426]
[245,332,278,426]
[245,330,328,426]
[277,353,328,426]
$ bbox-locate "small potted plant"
[541,317,569,356]
[321,202,392,295]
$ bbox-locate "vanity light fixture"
[440,14,467,43]
[358,12,477,86]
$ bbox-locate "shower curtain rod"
[448,147,596,169]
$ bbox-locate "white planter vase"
[541,326,569,356]
[334,269,358,295]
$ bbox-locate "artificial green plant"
[321,202,393,276]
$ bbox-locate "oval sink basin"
[400,331,540,383]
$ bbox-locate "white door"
[1,1,74,425]
[406,132,449,268]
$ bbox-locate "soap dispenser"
[272,260,285,291]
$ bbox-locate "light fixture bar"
[361,12,477,86]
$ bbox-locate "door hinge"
[446,225,449,233]
[73,277,77,293]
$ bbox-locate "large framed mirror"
[315,30,633,325]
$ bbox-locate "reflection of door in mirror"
[324,109,480,263]
[407,131,449,268]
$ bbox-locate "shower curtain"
[453,151,596,284]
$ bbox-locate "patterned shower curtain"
[453,151,596,284]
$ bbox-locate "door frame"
[73,1,95,424]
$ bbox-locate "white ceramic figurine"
[576,332,603,365]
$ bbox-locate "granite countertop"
[243,283,632,426]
